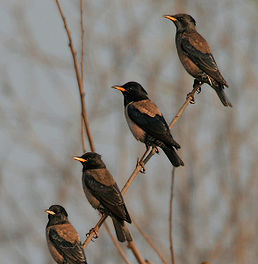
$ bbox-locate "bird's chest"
[125,105,145,142]
[46,229,64,264]
[82,174,100,209]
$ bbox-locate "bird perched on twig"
[164,13,232,107]
[45,205,87,264]
[73,152,132,242]
[112,81,184,170]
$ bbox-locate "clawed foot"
[86,227,99,241]
[137,158,146,173]
[188,80,202,104]
[186,92,195,104]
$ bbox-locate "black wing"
[49,229,86,264]
[85,173,131,223]
[181,36,227,85]
[127,103,176,146]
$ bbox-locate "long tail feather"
[112,218,132,242]
[213,85,232,107]
[162,145,184,167]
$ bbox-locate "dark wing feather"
[49,229,86,264]
[85,172,131,222]
[181,36,227,85]
[127,103,175,146]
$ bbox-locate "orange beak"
[112,85,126,92]
[163,15,177,22]
[45,210,55,215]
[73,156,87,163]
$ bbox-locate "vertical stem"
[128,241,146,264]
[81,117,86,152]
[104,222,131,264]
[169,167,176,264]
[132,215,168,264]
[80,0,85,80]
[56,0,95,152]
[80,0,86,152]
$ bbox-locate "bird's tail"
[161,145,184,167]
[112,218,132,242]
[213,85,232,107]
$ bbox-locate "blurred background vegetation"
[0,0,257,263]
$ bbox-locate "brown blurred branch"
[80,0,86,152]
[128,240,146,264]
[132,215,169,264]
[169,83,201,129]
[104,222,131,264]
[169,167,176,264]
[56,0,95,152]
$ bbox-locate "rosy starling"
[164,13,232,107]
[73,152,132,242]
[45,205,87,264]
[112,81,184,168]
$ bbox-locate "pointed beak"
[112,85,126,92]
[73,156,87,163]
[163,15,177,22]
[45,210,55,215]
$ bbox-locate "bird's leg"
[137,146,151,173]
[86,226,99,240]
[207,76,213,87]
[187,79,202,104]
[153,146,159,154]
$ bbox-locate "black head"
[164,13,196,32]
[73,152,106,170]
[112,81,149,105]
[45,205,69,226]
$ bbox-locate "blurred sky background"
[0,1,257,263]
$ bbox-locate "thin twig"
[56,0,95,152]
[80,0,85,80]
[80,0,86,152]
[104,222,131,264]
[132,215,168,264]
[169,167,176,264]
[81,117,86,152]
[169,83,202,130]
[82,84,202,247]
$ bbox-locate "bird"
[45,205,87,264]
[112,81,184,169]
[164,13,232,107]
[73,152,132,243]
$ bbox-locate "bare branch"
[55,0,95,152]
[127,240,146,264]
[80,0,86,153]
[132,215,168,264]
[169,167,176,264]
[81,117,86,153]
[104,222,131,264]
